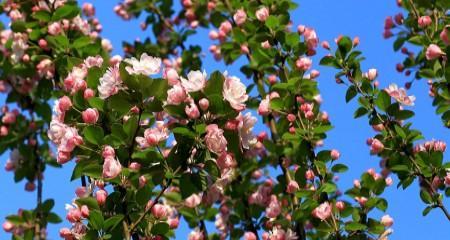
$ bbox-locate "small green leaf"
[375,91,391,111]
[346,86,357,103]
[331,164,348,173]
[104,215,124,231]
[83,126,104,145]
[151,222,169,235]
[345,222,367,231]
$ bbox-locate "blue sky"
[1,0,449,239]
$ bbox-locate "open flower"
[124,53,161,75]
[384,84,415,106]
[181,70,207,92]
[98,64,122,99]
[237,112,257,149]
[102,156,122,179]
[312,202,332,220]
[223,74,248,111]
[136,121,169,148]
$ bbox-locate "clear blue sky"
[1,1,449,239]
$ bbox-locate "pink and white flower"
[384,84,415,106]
[98,64,122,99]
[181,70,207,92]
[102,156,122,179]
[223,75,248,111]
[124,53,161,75]
[205,124,227,154]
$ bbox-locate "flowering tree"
[0,0,448,240]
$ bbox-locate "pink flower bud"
[335,201,345,211]
[244,232,257,240]
[296,57,312,71]
[234,9,247,26]
[82,108,99,124]
[129,162,141,171]
[58,96,72,112]
[59,228,72,238]
[312,202,332,220]
[321,41,330,50]
[353,179,361,188]
[139,175,147,188]
[166,68,179,86]
[385,177,393,186]
[297,25,306,34]
[96,189,107,206]
[219,21,232,34]
[151,203,167,219]
[268,74,277,84]
[286,180,300,193]
[381,215,394,227]
[287,114,296,122]
[66,208,82,223]
[83,88,95,99]
[185,102,200,119]
[310,70,320,78]
[3,221,14,232]
[355,196,368,206]
[440,28,449,45]
[75,187,87,198]
[102,145,115,158]
[168,218,180,229]
[394,13,403,25]
[82,3,95,17]
[255,7,269,22]
[261,40,271,49]
[444,173,450,186]
[366,68,377,81]
[305,169,315,180]
[80,205,89,218]
[25,182,36,192]
[330,149,340,160]
[199,98,209,111]
[418,16,432,28]
[370,138,384,154]
[426,44,444,60]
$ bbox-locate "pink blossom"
[381,215,394,227]
[185,193,202,208]
[124,53,161,75]
[296,57,312,71]
[181,70,207,92]
[82,3,95,17]
[80,205,89,218]
[223,75,248,111]
[261,40,271,49]
[385,84,415,106]
[2,221,13,232]
[217,152,237,170]
[58,96,73,112]
[36,59,55,79]
[81,108,99,124]
[312,202,332,220]
[136,121,169,148]
[366,68,377,81]
[96,189,107,205]
[425,44,444,60]
[244,232,257,240]
[304,27,319,49]
[166,84,187,105]
[234,9,247,26]
[258,95,270,116]
[286,180,300,193]
[48,22,62,35]
[418,16,432,28]
[219,21,232,34]
[335,201,345,211]
[205,124,227,154]
[199,98,209,111]
[237,112,257,149]
[355,196,368,206]
[151,203,167,219]
[166,68,180,86]
[58,127,83,153]
[84,56,103,68]
[330,149,340,160]
[102,157,122,179]
[265,195,281,218]
[2,112,16,124]
[256,7,269,22]
[188,229,204,240]
[98,64,122,99]
[102,145,115,158]
[440,27,449,45]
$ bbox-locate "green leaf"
[422,206,433,216]
[320,183,337,193]
[354,107,368,118]
[88,97,105,111]
[375,91,391,111]
[75,197,100,210]
[52,4,80,21]
[151,222,169,235]
[104,215,124,231]
[313,125,333,134]
[87,67,103,89]
[204,71,224,96]
[394,110,414,120]
[345,86,357,103]
[47,212,62,223]
[420,189,432,204]
[72,36,92,49]
[345,222,367,231]
[11,21,26,32]
[394,125,406,138]
[331,164,348,173]
[83,126,104,145]
[136,185,152,206]
[88,210,104,230]
[265,16,279,29]
[32,11,51,22]
[337,36,352,58]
